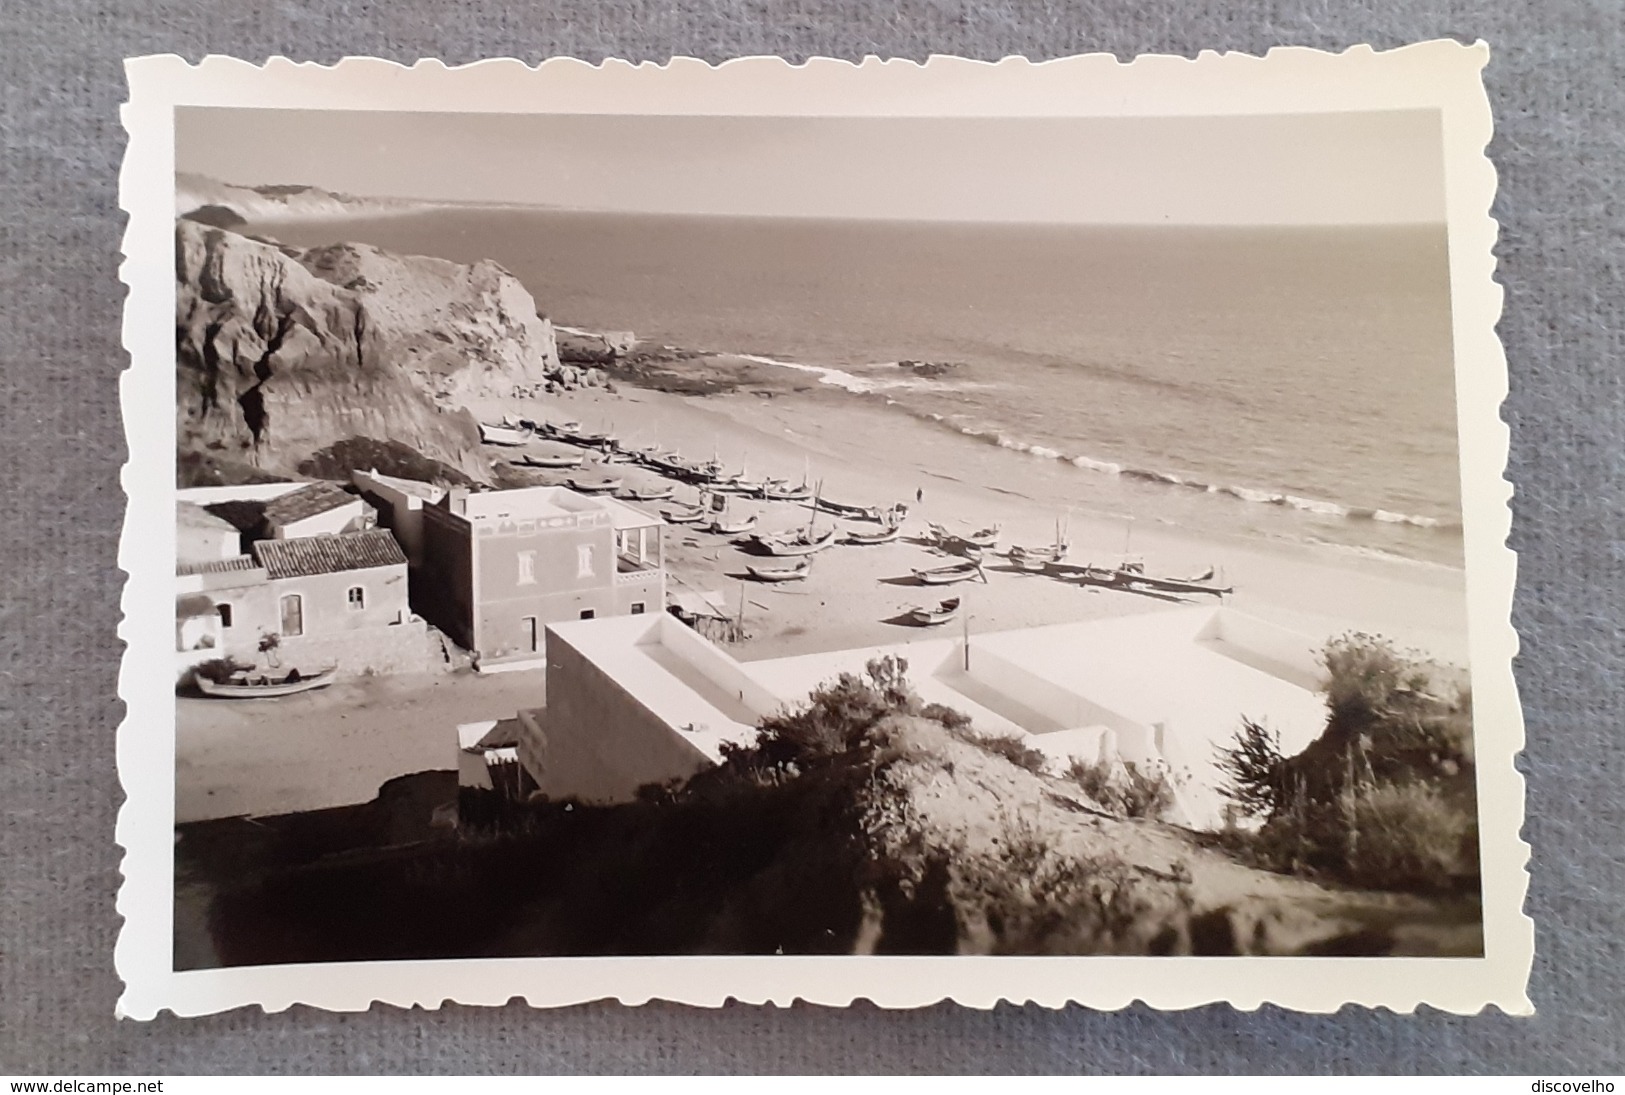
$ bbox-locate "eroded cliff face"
[175,220,560,481]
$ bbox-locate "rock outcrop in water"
[175,219,561,480]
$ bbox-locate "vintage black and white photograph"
[117,48,1527,1016]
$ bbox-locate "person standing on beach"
[916,487,924,504]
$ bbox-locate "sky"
[175,107,1447,226]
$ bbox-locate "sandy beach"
[468,378,1471,665]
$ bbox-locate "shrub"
[946,820,1195,954]
[1065,757,1179,820]
[1213,634,1479,894]
[751,655,915,767]
[956,729,1049,775]
[1337,780,1479,891]
[192,656,252,685]
[1212,717,1287,820]
[918,702,971,731]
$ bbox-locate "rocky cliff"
[176,172,422,224]
[175,219,560,481]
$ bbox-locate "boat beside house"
[173,485,431,685]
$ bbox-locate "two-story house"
[417,485,665,669]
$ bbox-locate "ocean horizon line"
[241,197,1447,232]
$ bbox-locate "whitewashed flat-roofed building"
[493,605,1347,829]
[351,468,447,567]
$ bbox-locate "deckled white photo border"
[116,43,1530,1018]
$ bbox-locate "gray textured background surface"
[2,0,1621,1075]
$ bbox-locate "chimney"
[449,487,469,515]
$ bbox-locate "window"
[630,601,646,615]
[579,609,596,620]
[576,544,595,578]
[279,594,304,637]
[517,550,536,586]
[347,586,365,610]
[216,603,233,628]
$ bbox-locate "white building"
[476,605,1343,829]
[351,468,448,567]
[262,481,376,540]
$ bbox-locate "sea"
[256,209,1465,568]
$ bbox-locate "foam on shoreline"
[920,414,1461,535]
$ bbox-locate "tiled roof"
[177,554,261,576]
[252,529,406,579]
[262,482,359,526]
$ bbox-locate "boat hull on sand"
[906,597,961,626]
[520,454,585,469]
[196,666,338,698]
[748,560,811,582]
[1112,567,1231,597]
[845,526,901,545]
[753,528,837,556]
[618,486,675,502]
[566,478,622,495]
[480,424,528,447]
[912,562,985,585]
[706,516,759,536]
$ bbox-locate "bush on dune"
[1065,757,1180,820]
[1214,633,1479,893]
[954,729,1050,775]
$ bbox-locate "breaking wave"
[920,414,1461,534]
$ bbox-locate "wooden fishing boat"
[844,524,902,545]
[817,497,884,522]
[1112,566,1231,598]
[711,477,764,495]
[747,559,811,582]
[906,597,961,626]
[753,526,837,556]
[912,560,985,585]
[1041,560,1118,584]
[661,503,707,524]
[617,484,675,502]
[566,476,622,495]
[760,480,813,502]
[519,452,585,470]
[196,666,338,698]
[479,423,528,447]
[1008,541,1069,570]
[706,514,759,535]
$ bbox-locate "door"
[279,594,304,637]
[522,616,539,653]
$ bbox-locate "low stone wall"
[266,619,434,678]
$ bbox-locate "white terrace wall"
[1195,610,1325,692]
[947,646,1159,766]
[652,615,785,719]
